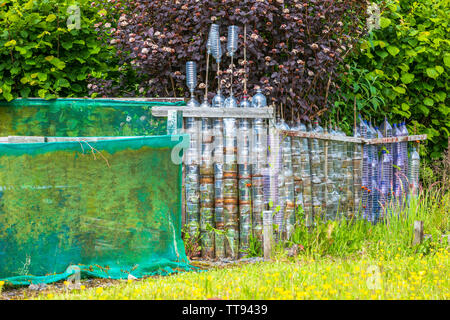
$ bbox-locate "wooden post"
[413,220,424,245]
[263,210,273,260]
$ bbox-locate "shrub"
[89,0,367,121]
[0,0,117,100]
[336,0,449,158]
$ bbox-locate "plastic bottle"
[380,150,393,219]
[400,122,409,200]
[361,119,370,221]
[379,118,393,207]
[353,122,363,217]
[408,146,420,198]
[311,120,325,219]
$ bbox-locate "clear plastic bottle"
[353,123,363,217]
[280,119,295,239]
[336,126,349,218]
[326,125,339,220]
[361,119,370,221]
[251,89,267,246]
[379,118,393,205]
[408,146,420,198]
[368,122,378,223]
[380,149,393,219]
[291,119,304,218]
[303,122,314,226]
[400,122,409,200]
[311,120,325,219]
[393,123,402,201]
[373,126,384,222]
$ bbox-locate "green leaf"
[400,73,414,84]
[10,67,20,75]
[435,65,444,74]
[401,103,409,111]
[387,46,400,56]
[426,68,439,79]
[380,17,391,28]
[46,56,66,70]
[55,78,70,88]
[38,89,47,98]
[423,98,434,106]
[46,14,57,23]
[4,39,17,47]
[417,31,430,42]
[3,91,13,101]
[418,105,429,116]
[37,73,47,82]
[435,91,447,102]
[20,87,31,98]
[444,54,450,68]
[393,86,406,94]
[375,51,388,59]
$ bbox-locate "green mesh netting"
[0,98,185,137]
[0,135,192,285]
[0,98,194,286]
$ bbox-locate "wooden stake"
[413,220,424,246]
[263,210,273,260]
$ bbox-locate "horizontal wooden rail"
[2,136,148,143]
[282,130,426,144]
[152,106,274,119]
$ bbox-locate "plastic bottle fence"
[161,108,427,260]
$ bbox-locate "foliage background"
[335,0,449,159]
[0,0,448,160]
[0,0,118,100]
[88,0,367,122]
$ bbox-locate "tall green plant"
[337,0,449,159]
[0,0,117,100]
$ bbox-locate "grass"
[27,248,449,300]
[1,187,448,300]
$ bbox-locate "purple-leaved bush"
[90,0,367,121]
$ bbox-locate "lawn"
[1,188,448,300]
[22,247,448,300]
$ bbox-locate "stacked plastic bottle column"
[393,123,403,205]
[370,126,382,222]
[291,120,304,222]
[368,123,379,222]
[304,123,314,227]
[380,148,393,219]
[251,89,268,246]
[360,119,370,220]
[352,123,363,217]
[268,120,284,241]
[408,146,420,199]
[280,120,295,239]
[310,121,326,219]
[200,116,215,258]
[344,130,355,219]
[222,116,239,259]
[380,118,394,207]
[363,122,373,221]
[336,126,349,218]
[400,123,409,200]
[184,117,201,241]
[327,125,339,220]
[237,98,253,257]
[212,116,225,258]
